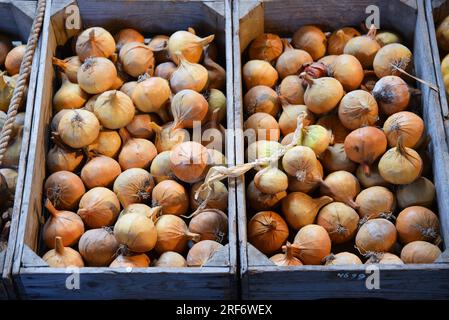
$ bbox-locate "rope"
[0,0,47,166]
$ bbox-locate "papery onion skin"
[86,129,122,158]
[109,253,150,268]
[383,111,424,148]
[355,186,395,220]
[327,28,361,55]
[119,42,155,77]
[149,35,170,64]
[249,33,283,62]
[316,113,351,144]
[320,170,360,210]
[77,187,121,228]
[42,237,84,268]
[155,61,177,81]
[278,100,315,136]
[343,29,380,69]
[247,181,287,211]
[244,112,280,142]
[279,75,305,105]
[132,77,171,117]
[58,109,100,149]
[187,240,223,267]
[303,76,344,115]
[47,143,84,174]
[76,27,116,61]
[118,129,158,170]
[189,209,228,243]
[400,241,441,264]
[79,228,119,266]
[155,214,200,254]
[275,40,313,79]
[356,163,390,188]
[269,243,303,266]
[114,28,144,50]
[151,180,189,216]
[171,89,208,129]
[292,25,327,60]
[243,60,278,89]
[170,55,208,93]
[317,202,360,244]
[365,252,404,265]
[355,218,397,254]
[190,180,228,211]
[329,54,364,92]
[372,75,410,115]
[154,251,187,267]
[81,155,121,189]
[5,44,25,75]
[254,166,288,195]
[291,224,331,265]
[243,85,280,117]
[169,141,208,183]
[126,114,155,140]
[248,211,289,255]
[167,30,214,64]
[77,57,117,94]
[324,252,363,266]
[373,43,412,78]
[396,177,435,209]
[338,90,379,130]
[396,206,440,245]
[44,171,85,210]
[150,151,175,183]
[321,144,357,173]
[113,212,157,253]
[93,90,135,130]
[53,75,88,112]
[113,168,155,207]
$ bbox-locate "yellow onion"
[302,75,344,114]
[355,218,397,254]
[53,74,89,112]
[290,224,331,265]
[171,89,208,129]
[86,129,121,158]
[150,122,189,153]
[243,85,280,117]
[270,242,303,266]
[152,180,189,216]
[170,53,208,93]
[187,240,223,267]
[356,186,395,220]
[114,210,157,253]
[42,237,84,268]
[316,113,351,144]
[243,60,278,89]
[126,114,155,140]
[150,151,175,183]
[82,94,98,112]
[378,140,423,185]
[47,138,84,174]
[93,90,135,129]
[77,57,117,94]
[114,28,144,50]
[325,252,363,265]
[327,27,361,55]
[113,168,155,207]
[57,109,100,148]
[329,54,364,91]
[203,49,226,90]
[376,31,401,47]
[43,200,84,248]
[401,241,441,264]
[81,155,121,189]
[356,162,389,188]
[437,16,449,52]
[110,252,150,267]
[77,187,120,228]
[396,206,440,245]
[281,192,332,230]
[372,75,410,115]
[189,209,228,243]
[278,75,305,105]
[201,109,226,150]
[275,40,313,79]
[52,56,82,83]
[317,202,359,244]
[79,227,119,266]
[383,111,424,148]
[0,73,15,112]
[373,43,412,78]
[249,33,283,62]
[155,214,200,254]
[254,166,288,194]
[75,27,115,61]
[248,211,289,255]
[244,112,280,141]
[155,61,177,81]
[321,143,357,173]
[5,44,25,75]
[292,25,327,60]
[301,124,333,156]
[343,26,380,69]
[246,140,283,170]
[397,177,435,209]
[154,251,187,267]
[119,42,154,77]
[120,81,137,99]
[320,170,360,209]
[247,181,287,211]
[278,98,314,136]
[190,180,228,211]
[338,90,378,130]
[168,30,214,64]
[169,141,208,183]
[148,35,170,64]
[44,171,85,210]
[318,55,338,67]
[118,128,157,170]
[344,126,387,175]
[205,88,227,123]
[365,252,403,264]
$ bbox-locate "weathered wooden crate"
[233,0,449,300]
[12,0,237,300]
[0,0,39,300]
[427,0,449,144]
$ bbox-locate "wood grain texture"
[235,0,449,300]
[0,0,37,300]
[14,0,238,300]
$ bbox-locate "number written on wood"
[337,273,366,280]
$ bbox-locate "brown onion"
[344,126,387,175]
[120,81,137,99]
[396,177,435,209]
[396,206,440,245]
[320,171,360,209]
[170,53,208,93]
[356,162,390,188]
[42,237,84,268]
[244,112,280,141]
[114,28,144,50]
[152,180,189,216]
[155,214,200,254]
[93,90,135,129]
[43,200,84,248]
[278,99,314,136]
[119,42,154,77]
[338,90,378,130]
[247,181,287,211]
[77,57,117,94]
[167,30,214,64]
[114,210,157,253]
[278,75,305,105]
[191,180,228,211]
[187,240,223,267]
[302,75,344,114]
[316,114,351,144]
[248,211,289,255]
[154,251,187,267]
[189,209,228,243]
[205,89,227,123]
[203,49,226,90]
[0,35,12,66]
[243,60,278,89]
[327,27,361,55]
[148,35,170,64]
[383,111,424,148]
[325,252,363,265]
[301,124,333,156]
[81,155,121,189]
[376,31,402,47]
[150,151,175,183]
[47,138,84,174]
[243,85,280,117]
[52,56,82,83]
[155,61,177,80]
[86,129,122,158]
[246,140,283,169]
[355,218,397,253]
[292,25,327,60]
[126,114,155,140]
[53,74,88,112]
[318,55,338,67]
[356,186,395,220]
[44,171,85,210]
[151,122,188,153]
[254,166,288,195]
[78,187,120,228]
[57,109,100,149]
[329,54,364,91]
[372,75,410,115]
[132,77,171,121]
[79,227,119,266]
[373,43,412,78]
[290,224,331,265]
[281,192,332,230]
[169,142,208,183]
[171,89,208,129]
[76,27,115,61]
[113,168,155,207]
[321,143,357,173]
[5,44,25,75]
[270,242,303,266]
[365,252,404,264]
[275,40,313,79]
[118,128,157,170]
[401,241,441,264]
[343,26,380,69]
[110,252,150,268]
[317,202,359,244]
[249,33,283,62]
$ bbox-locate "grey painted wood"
[0,0,38,300]
[14,0,238,300]
[235,0,449,300]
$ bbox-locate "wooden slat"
[235,0,449,300]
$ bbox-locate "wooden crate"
[12,0,237,300]
[426,0,449,144]
[233,0,449,300]
[0,0,39,300]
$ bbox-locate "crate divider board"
[13,0,237,300]
[0,0,39,300]
[233,0,449,300]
